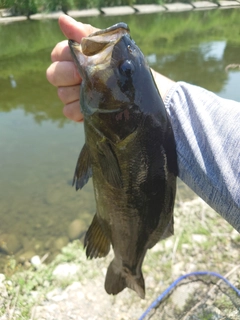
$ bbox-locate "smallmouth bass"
[69,22,178,299]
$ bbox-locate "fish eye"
[119,60,134,76]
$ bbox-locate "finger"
[58,14,98,43]
[51,40,72,62]
[58,85,80,104]
[46,61,81,87]
[63,100,83,122]
[51,16,99,63]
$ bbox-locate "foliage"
[0,199,239,319]
[0,0,222,15]
[41,0,75,14]
[73,0,99,10]
[134,0,159,3]
[0,8,240,122]
[0,0,39,17]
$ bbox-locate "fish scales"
[69,22,178,298]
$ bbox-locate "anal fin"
[105,259,145,299]
[84,214,111,259]
[105,260,126,296]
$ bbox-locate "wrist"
[151,69,175,101]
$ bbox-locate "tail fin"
[104,259,145,299]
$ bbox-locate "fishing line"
[138,271,240,320]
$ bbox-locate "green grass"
[0,197,239,319]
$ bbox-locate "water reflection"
[0,9,240,272]
[0,109,92,271]
[200,41,226,61]
[153,41,240,95]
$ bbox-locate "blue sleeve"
[164,81,240,232]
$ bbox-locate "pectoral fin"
[84,213,111,259]
[97,141,123,189]
[72,143,92,190]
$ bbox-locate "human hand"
[46,15,98,122]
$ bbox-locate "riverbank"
[0,5,240,319]
[0,198,239,319]
[1,1,240,24]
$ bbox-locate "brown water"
[0,8,240,272]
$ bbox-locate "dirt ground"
[1,198,240,320]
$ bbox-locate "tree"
[42,0,75,14]
[2,0,38,18]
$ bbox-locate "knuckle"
[57,87,65,101]
[46,64,56,85]
[51,50,57,63]
[50,44,59,62]
[62,104,73,119]
[73,66,81,83]
[51,41,68,62]
[63,103,83,122]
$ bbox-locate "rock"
[68,9,100,17]
[46,288,68,302]
[165,238,174,249]
[145,276,156,289]
[151,242,164,253]
[44,237,54,250]
[30,11,63,20]
[18,250,35,264]
[192,234,207,243]
[0,16,27,24]
[21,236,32,250]
[171,282,200,309]
[43,280,50,288]
[54,237,69,250]
[5,280,12,286]
[218,0,240,7]
[30,291,40,299]
[31,255,41,268]
[0,274,5,283]
[0,275,8,308]
[34,241,43,252]
[134,4,166,14]
[0,233,22,255]
[32,304,62,320]
[172,261,184,277]
[67,219,86,241]
[164,2,193,11]
[52,263,80,280]
[192,1,218,9]
[100,6,136,16]
[231,229,239,240]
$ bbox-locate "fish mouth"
[69,23,130,76]
[68,23,133,116]
[81,22,130,56]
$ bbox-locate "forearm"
[163,81,240,231]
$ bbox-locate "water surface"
[0,8,240,271]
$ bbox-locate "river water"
[0,8,239,271]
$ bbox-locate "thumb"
[59,14,98,43]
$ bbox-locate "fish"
[68,22,178,299]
